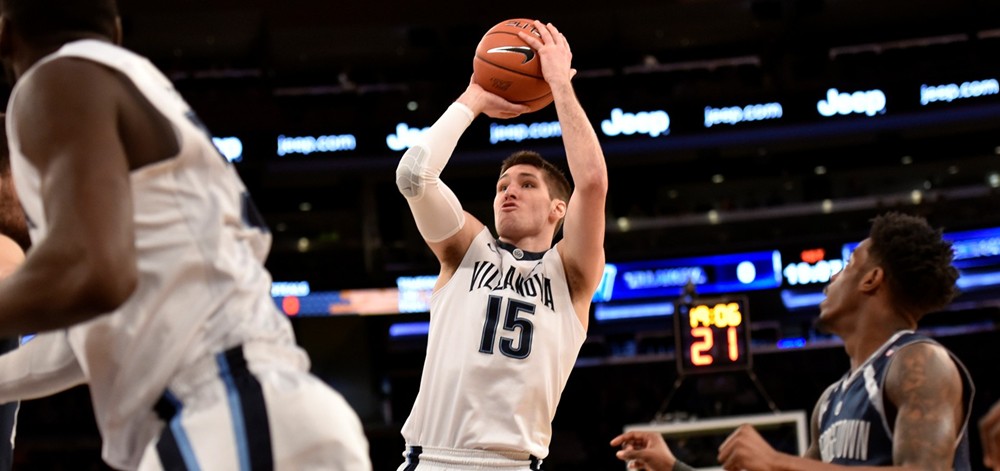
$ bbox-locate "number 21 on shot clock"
[674,295,752,375]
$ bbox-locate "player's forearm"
[551,81,608,193]
[0,331,84,402]
[0,241,135,337]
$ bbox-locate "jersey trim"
[495,239,548,261]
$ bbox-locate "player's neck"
[843,307,914,371]
[496,233,552,253]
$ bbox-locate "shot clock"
[674,296,752,375]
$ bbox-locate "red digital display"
[675,296,752,375]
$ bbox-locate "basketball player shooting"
[395,20,608,470]
[0,0,371,469]
[612,213,974,471]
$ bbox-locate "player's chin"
[496,220,524,240]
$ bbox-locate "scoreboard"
[674,296,752,375]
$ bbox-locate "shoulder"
[884,340,962,401]
[10,57,127,163]
[18,55,121,98]
[13,55,124,118]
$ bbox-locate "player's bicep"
[558,184,607,296]
[14,59,136,274]
[886,343,965,469]
[426,211,483,269]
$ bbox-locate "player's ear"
[550,198,566,221]
[859,266,883,294]
[112,17,123,46]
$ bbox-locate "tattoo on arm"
[887,343,964,470]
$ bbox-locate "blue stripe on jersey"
[159,390,201,471]
[216,353,251,471]
[403,446,421,471]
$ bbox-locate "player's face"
[817,239,872,332]
[494,164,556,240]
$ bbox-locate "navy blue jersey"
[817,331,974,468]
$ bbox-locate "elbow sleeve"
[395,102,474,243]
[396,144,465,242]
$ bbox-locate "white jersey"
[401,228,586,459]
[6,40,306,470]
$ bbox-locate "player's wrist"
[456,88,486,116]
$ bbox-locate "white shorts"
[137,345,371,471]
[397,446,542,471]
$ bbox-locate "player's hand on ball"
[460,79,531,119]
[517,20,573,87]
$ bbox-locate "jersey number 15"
[479,295,535,360]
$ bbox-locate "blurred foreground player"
[0,0,370,469]
[395,20,608,470]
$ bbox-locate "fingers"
[517,30,542,50]
[517,21,566,50]
[717,424,750,468]
[542,21,562,47]
[617,447,654,463]
[611,431,646,447]
[533,20,555,45]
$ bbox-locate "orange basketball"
[473,19,553,113]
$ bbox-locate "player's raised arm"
[519,21,608,326]
[395,81,528,286]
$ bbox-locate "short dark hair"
[1,0,118,44]
[500,151,572,236]
[867,212,958,318]
[500,151,571,203]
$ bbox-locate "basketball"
[473,19,553,113]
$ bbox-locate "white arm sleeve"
[395,102,475,243]
[0,331,84,403]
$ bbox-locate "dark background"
[7,0,1000,469]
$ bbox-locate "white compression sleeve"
[395,102,475,243]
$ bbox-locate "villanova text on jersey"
[468,260,556,311]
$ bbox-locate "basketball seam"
[515,92,552,104]
[474,54,544,80]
